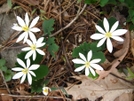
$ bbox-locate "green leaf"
[0,59,6,67]
[7,0,12,8]
[84,0,97,4]
[4,70,13,82]
[1,66,7,72]
[72,42,105,62]
[16,52,43,66]
[43,18,54,35]
[119,0,124,2]
[33,65,49,80]
[99,0,109,7]
[46,37,59,57]
[88,72,99,79]
[92,51,105,63]
[31,79,43,93]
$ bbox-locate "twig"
[0,70,11,94]
[50,4,87,37]
[0,93,72,101]
[110,73,134,85]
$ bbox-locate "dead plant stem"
[50,4,87,37]
[0,70,11,94]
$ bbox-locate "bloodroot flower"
[42,87,51,96]
[72,50,103,76]
[22,37,45,61]
[12,13,40,43]
[90,17,127,53]
[12,58,40,85]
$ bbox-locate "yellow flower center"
[85,61,90,68]
[105,32,112,38]
[22,26,29,32]
[43,88,48,93]
[31,44,36,50]
[22,68,28,74]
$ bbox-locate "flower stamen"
[105,32,112,38]
[85,61,90,68]
[22,26,29,32]
[30,44,36,50]
[22,68,28,74]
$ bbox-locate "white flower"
[90,17,127,53]
[12,13,40,43]
[72,50,103,76]
[12,58,40,85]
[22,37,45,60]
[42,87,51,96]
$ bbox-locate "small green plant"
[0,59,13,82]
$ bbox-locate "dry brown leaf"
[96,31,130,80]
[65,71,134,101]
[0,89,13,101]
[114,92,134,101]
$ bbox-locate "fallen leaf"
[65,72,134,100]
[0,88,13,101]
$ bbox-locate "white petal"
[25,51,33,59]
[17,58,26,68]
[29,65,40,70]
[29,16,39,28]
[22,47,31,51]
[26,39,33,46]
[26,59,30,68]
[27,73,32,85]
[72,59,85,64]
[111,36,124,42]
[29,31,36,44]
[37,37,44,43]
[30,27,40,32]
[112,29,127,36]
[25,13,29,27]
[85,67,89,76]
[90,59,101,64]
[12,26,22,31]
[23,32,28,43]
[103,18,109,32]
[12,67,23,71]
[20,74,26,83]
[87,50,92,62]
[12,72,23,79]
[79,53,86,62]
[29,71,36,77]
[32,51,36,60]
[36,49,45,55]
[107,38,113,53]
[16,32,27,43]
[89,67,95,76]
[97,37,106,47]
[42,87,49,95]
[90,34,105,40]
[74,65,85,72]
[110,21,119,33]
[95,25,106,34]
[36,42,45,48]
[90,64,103,70]
[17,16,26,27]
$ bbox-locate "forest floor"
[0,0,134,101]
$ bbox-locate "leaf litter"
[0,0,133,101]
